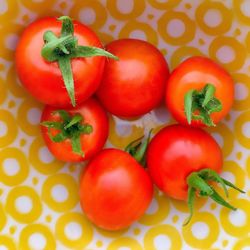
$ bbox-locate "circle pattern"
[0,0,249,249]
[0,148,29,186]
[19,224,55,250]
[6,186,42,224]
[55,212,93,248]
[41,174,79,212]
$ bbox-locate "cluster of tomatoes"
[15,16,244,231]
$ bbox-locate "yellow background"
[0,0,250,249]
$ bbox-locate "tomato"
[80,149,153,230]
[15,16,117,108]
[96,38,169,118]
[147,124,243,224]
[166,56,234,127]
[40,98,109,162]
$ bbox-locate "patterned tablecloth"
[0,0,250,249]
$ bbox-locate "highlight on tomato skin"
[40,98,109,162]
[79,148,154,231]
[96,38,170,118]
[146,124,245,225]
[165,56,234,127]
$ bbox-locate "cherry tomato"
[15,16,116,108]
[147,124,243,225]
[147,124,222,200]
[96,38,169,118]
[166,56,234,127]
[80,148,153,230]
[40,98,109,162]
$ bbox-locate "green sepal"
[41,110,93,156]
[58,57,75,107]
[41,16,118,107]
[184,84,222,126]
[69,46,119,60]
[184,168,244,226]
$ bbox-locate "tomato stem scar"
[184,83,222,126]
[41,16,119,107]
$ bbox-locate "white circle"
[167,19,185,38]
[229,209,246,227]
[0,121,7,137]
[27,108,41,125]
[79,8,96,25]
[192,222,209,240]
[235,83,248,101]
[145,198,158,214]
[15,196,32,214]
[116,120,132,137]
[242,247,250,250]
[2,158,20,176]
[154,235,171,250]
[241,0,250,17]
[117,0,133,14]
[39,146,54,164]
[242,122,250,138]
[216,46,235,64]
[51,184,69,203]
[130,30,147,41]
[29,233,46,250]
[0,246,9,250]
[118,248,131,250]
[212,133,223,148]
[204,9,222,28]
[153,106,170,123]
[0,0,7,15]
[64,222,82,241]
[5,34,19,50]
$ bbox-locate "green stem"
[41,110,93,156]
[41,16,119,107]
[184,84,222,126]
[183,168,244,226]
[125,129,153,166]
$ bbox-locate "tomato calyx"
[41,16,119,107]
[184,84,222,126]
[125,129,153,166]
[41,110,93,156]
[184,168,245,226]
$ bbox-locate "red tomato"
[166,56,234,127]
[40,98,109,162]
[80,149,153,230]
[147,124,222,200]
[96,38,169,117]
[15,17,106,108]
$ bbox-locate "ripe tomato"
[80,149,153,230]
[166,56,234,127]
[15,16,117,108]
[96,38,169,118]
[147,124,243,224]
[40,98,109,162]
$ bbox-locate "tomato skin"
[166,56,234,126]
[80,149,153,230]
[40,98,109,162]
[146,124,223,200]
[15,17,105,108]
[96,38,169,117]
